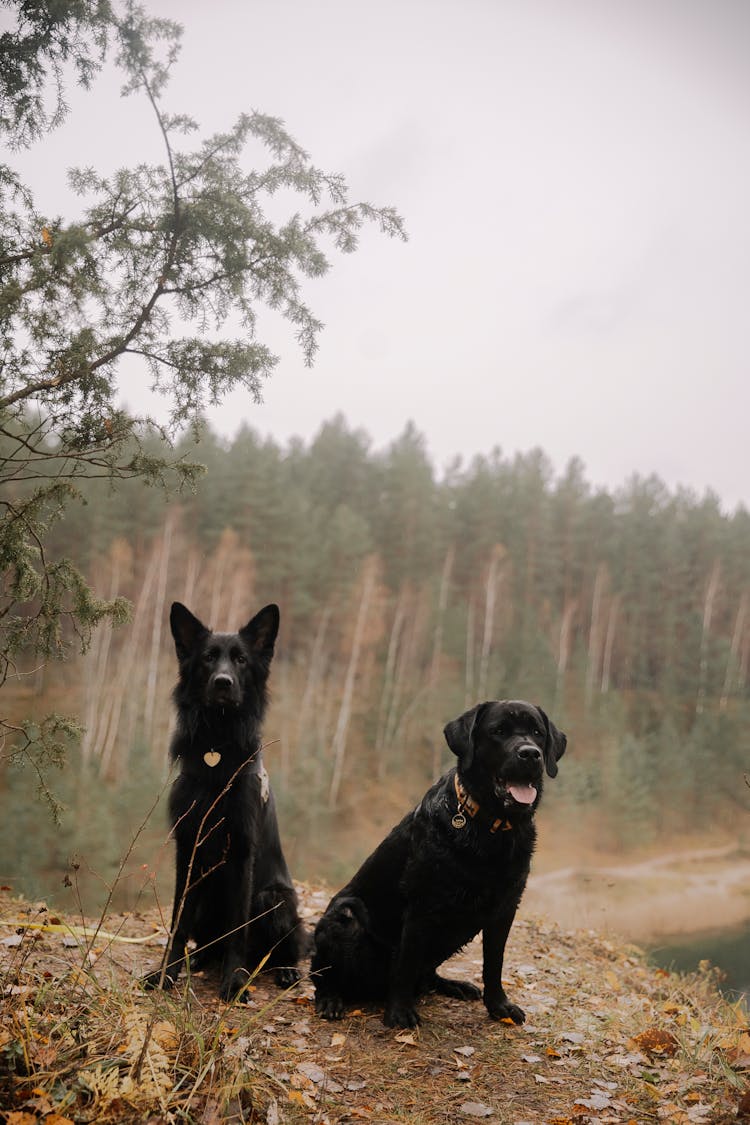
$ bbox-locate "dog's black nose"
[518,744,542,763]
[213,674,233,692]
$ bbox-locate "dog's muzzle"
[207,672,238,706]
[495,742,543,806]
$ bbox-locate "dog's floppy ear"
[443,702,489,770]
[537,706,567,778]
[170,602,208,661]
[240,603,280,662]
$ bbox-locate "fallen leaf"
[297,1061,326,1084]
[573,1093,612,1111]
[151,1020,179,1051]
[455,1045,476,1057]
[631,1028,679,1057]
[288,1089,316,1109]
[395,1031,417,1045]
[460,1102,494,1117]
[331,1031,347,1047]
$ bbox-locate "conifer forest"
[2,413,748,905]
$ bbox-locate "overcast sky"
[14,0,750,510]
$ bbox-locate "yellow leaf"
[395,1031,417,1045]
[152,1020,179,1051]
[604,970,621,992]
[288,1089,315,1109]
[331,1032,346,1047]
[545,1046,562,1058]
[41,227,52,247]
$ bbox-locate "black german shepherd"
[144,601,303,1000]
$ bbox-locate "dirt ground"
[1,876,749,1124]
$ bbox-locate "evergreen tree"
[0,0,405,793]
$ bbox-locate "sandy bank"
[525,843,750,942]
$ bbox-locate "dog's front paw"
[486,999,525,1024]
[384,1002,421,1029]
[315,993,345,1020]
[275,965,301,989]
[220,969,253,1002]
[142,967,177,991]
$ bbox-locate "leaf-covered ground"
[0,885,748,1124]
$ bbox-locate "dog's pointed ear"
[240,604,280,662]
[170,602,208,661]
[443,702,488,770]
[537,706,567,778]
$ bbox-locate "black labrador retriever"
[144,602,303,1000]
[311,699,566,1028]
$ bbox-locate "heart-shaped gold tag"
[203,751,221,768]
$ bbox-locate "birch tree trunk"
[720,589,748,711]
[143,513,174,746]
[98,546,161,779]
[430,545,454,778]
[584,564,606,712]
[294,604,332,763]
[600,594,621,694]
[81,541,127,764]
[477,547,504,701]
[375,586,407,779]
[696,560,721,716]
[554,599,577,712]
[328,558,376,809]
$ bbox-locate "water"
[649,921,750,1004]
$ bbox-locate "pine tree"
[0,1,405,796]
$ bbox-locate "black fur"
[144,601,303,1000]
[311,699,567,1028]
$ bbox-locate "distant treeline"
[2,414,750,894]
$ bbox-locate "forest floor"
[1,879,749,1125]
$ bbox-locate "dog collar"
[453,773,512,833]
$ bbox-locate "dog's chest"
[170,768,264,863]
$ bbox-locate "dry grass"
[0,885,748,1124]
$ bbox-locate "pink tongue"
[508,783,537,805]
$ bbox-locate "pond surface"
[649,921,750,1003]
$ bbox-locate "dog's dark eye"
[235,652,247,665]
[202,651,214,664]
